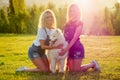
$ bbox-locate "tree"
[26,5,45,34]
[114,3,120,35]
[0,9,9,33]
[8,0,29,33]
[0,1,69,34]
[104,2,120,35]
[47,2,56,10]
[57,5,67,30]
[104,7,115,35]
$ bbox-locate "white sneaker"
[16,66,27,72]
[92,60,100,71]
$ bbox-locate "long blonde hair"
[66,4,82,22]
[38,9,57,28]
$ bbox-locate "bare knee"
[31,58,50,72]
[37,66,50,72]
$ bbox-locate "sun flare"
[73,0,96,12]
[118,0,120,3]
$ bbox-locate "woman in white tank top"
[16,9,63,72]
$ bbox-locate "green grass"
[0,34,120,80]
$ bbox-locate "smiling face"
[44,12,54,28]
[38,9,57,29]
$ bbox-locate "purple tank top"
[64,21,83,43]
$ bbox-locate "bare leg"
[42,58,50,71]
[24,68,41,72]
[68,58,95,72]
[24,57,50,72]
[74,59,95,72]
[68,59,74,72]
[80,63,95,71]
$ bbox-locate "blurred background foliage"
[0,0,120,35]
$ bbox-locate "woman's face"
[44,12,54,28]
[69,6,80,21]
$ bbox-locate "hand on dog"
[56,44,64,49]
[59,48,67,56]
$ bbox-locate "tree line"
[0,0,67,34]
[104,2,120,35]
[0,0,120,35]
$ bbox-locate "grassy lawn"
[0,34,120,80]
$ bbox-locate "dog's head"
[49,29,59,42]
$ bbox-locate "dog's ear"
[56,29,62,33]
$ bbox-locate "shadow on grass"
[64,71,100,80]
[14,70,100,80]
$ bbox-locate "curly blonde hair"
[38,9,57,28]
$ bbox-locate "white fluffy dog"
[48,29,68,73]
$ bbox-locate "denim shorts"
[28,44,47,60]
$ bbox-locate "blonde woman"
[59,4,100,72]
[16,9,62,72]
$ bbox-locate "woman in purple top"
[59,4,100,72]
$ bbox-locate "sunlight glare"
[74,0,96,12]
[118,0,120,3]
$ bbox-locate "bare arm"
[40,40,63,49]
[40,40,55,49]
[66,26,82,51]
[59,25,83,56]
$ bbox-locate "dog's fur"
[47,29,68,73]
